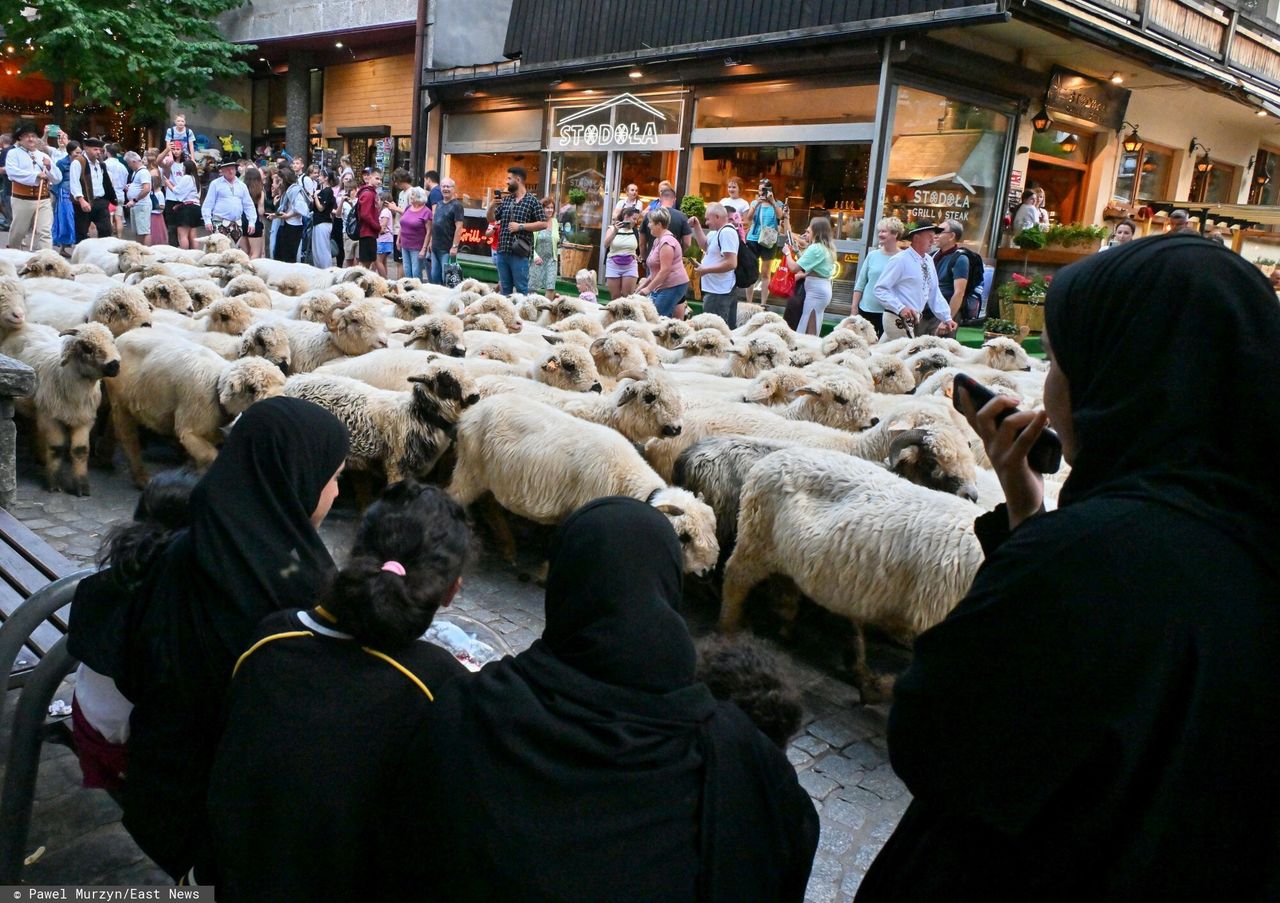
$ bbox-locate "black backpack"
[718,227,758,289]
[344,202,360,241]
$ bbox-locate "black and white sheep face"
[272,275,310,298]
[678,328,730,358]
[907,351,952,386]
[219,358,287,416]
[243,324,292,375]
[225,274,271,300]
[393,292,434,321]
[58,324,120,379]
[403,315,466,357]
[465,295,523,333]
[728,334,789,378]
[205,299,254,336]
[868,355,915,395]
[538,347,603,393]
[93,289,152,336]
[463,311,509,334]
[654,320,693,350]
[296,292,342,324]
[408,365,481,421]
[590,335,648,379]
[19,250,73,280]
[603,299,643,326]
[887,428,979,502]
[653,493,720,576]
[790,379,879,433]
[820,328,869,359]
[617,377,683,437]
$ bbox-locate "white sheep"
[602,296,660,326]
[107,330,286,486]
[721,448,984,700]
[725,331,789,379]
[178,321,293,373]
[284,363,480,482]
[0,277,29,338]
[24,285,154,338]
[450,394,719,574]
[275,301,389,372]
[2,323,120,495]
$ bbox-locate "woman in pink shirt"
[398,187,432,281]
[637,207,690,318]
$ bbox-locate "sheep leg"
[67,424,91,497]
[719,547,768,632]
[36,417,68,493]
[176,429,220,471]
[475,494,519,566]
[845,622,896,706]
[90,398,115,469]
[773,579,803,641]
[109,401,149,489]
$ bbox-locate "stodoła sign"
[549,92,683,152]
[559,121,659,147]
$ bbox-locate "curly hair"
[321,481,474,650]
[96,469,201,587]
[695,635,804,748]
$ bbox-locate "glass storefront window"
[695,83,878,128]
[1031,129,1093,165]
[446,153,544,211]
[1249,147,1280,205]
[1113,144,1173,206]
[1191,161,1238,203]
[689,144,870,240]
[883,86,1010,255]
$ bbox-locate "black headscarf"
[1046,232,1280,566]
[408,497,818,902]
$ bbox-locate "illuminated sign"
[549,93,683,152]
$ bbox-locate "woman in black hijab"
[69,396,349,881]
[405,496,818,902]
[856,233,1280,902]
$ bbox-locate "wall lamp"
[1119,120,1144,155]
[1189,138,1213,173]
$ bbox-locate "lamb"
[900,335,1034,373]
[284,363,480,482]
[107,330,286,486]
[720,448,984,699]
[450,394,719,574]
[293,290,345,323]
[224,274,272,298]
[473,370,683,443]
[550,313,604,338]
[820,327,871,359]
[747,321,798,350]
[276,300,389,372]
[532,345,604,392]
[462,311,509,334]
[185,280,224,312]
[867,354,916,394]
[398,314,466,357]
[674,328,732,358]
[388,290,440,322]
[330,283,366,307]
[183,321,293,373]
[2,323,120,495]
[234,290,274,311]
[742,366,810,406]
[602,296,660,326]
[136,276,195,316]
[788,349,820,368]
[898,335,966,358]
[784,373,879,433]
[903,349,954,386]
[462,295,523,333]
[25,285,153,337]
[18,250,74,280]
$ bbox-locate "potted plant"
[997,272,1051,332]
[1045,223,1109,252]
[1014,227,1048,251]
[983,318,1030,345]
[558,216,595,278]
[679,195,706,222]
[1255,257,1277,277]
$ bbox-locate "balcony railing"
[1065,0,1280,91]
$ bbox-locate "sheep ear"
[543,334,564,345]
[590,337,606,352]
[654,502,685,517]
[794,385,821,397]
[885,418,911,437]
[392,324,414,335]
[616,383,638,406]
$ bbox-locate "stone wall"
[219,0,415,43]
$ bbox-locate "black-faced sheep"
[18,250,74,280]
[137,276,195,316]
[867,354,916,394]
[398,314,466,357]
[185,280,224,312]
[450,394,719,575]
[284,362,480,482]
[784,373,880,433]
[726,332,789,379]
[654,318,693,350]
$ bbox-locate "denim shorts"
[376,241,393,255]
[649,283,688,318]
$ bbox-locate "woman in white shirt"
[162,157,202,249]
[720,177,750,218]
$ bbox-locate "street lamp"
[1031,104,1051,133]
[1119,120,1144,155]
[1189,138,1213,173]
[1059,134,1079,153]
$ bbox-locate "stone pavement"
[3,437,911,900]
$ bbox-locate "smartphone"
[952,373,1063,474]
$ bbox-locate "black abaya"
[72,397,349,879]
[406,498,818,902]
[857,234,1280,902]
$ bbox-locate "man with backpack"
[933,219,985,324]
[689,203,746,329]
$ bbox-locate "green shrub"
[567,188,587,206]
[1014,227,1047,250]
[679,195,706,221]
[983,318,1019,335]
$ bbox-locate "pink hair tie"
[381,561,406,577]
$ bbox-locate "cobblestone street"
[4,439,911,900]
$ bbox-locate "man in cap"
[69,138,116,242]
[201,158,256,241]
[5,121,62,251]
[873,217,958,341]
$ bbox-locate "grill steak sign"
[553,93,679,150]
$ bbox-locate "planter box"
[558,242,594,281]
[1011,301,1046,333]
[1256,263,1276,277]
[1044,238,1103,253]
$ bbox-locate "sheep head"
[653,318,692,349]
[726,332,789,378]
[650,487,720,576]
[463,294,522,333]
[224,274,270,298]
[606,320,657,345]
[550,313,603,338]
[58,323,120,380]
[185,281,224,313]
[463,311,508,334]
[294,290,343,323]
[536,345,603,393]
[980,336,1033,372]
[906,350,952,386]
[743,366,808,406]
[886,425,979,502]
[116,244,155,276]
[392,290,436,321]
[330,283,365,306]
[835,314,879,346]
[0,277,29,331]
[615,371,683,439]
[867,354,915,394]
[240,323,293,375]
[678,328,731,358]
[400,314,465,357]
[199,232,234,255]
[91,286,152,336]
[19,250,74,280]
[407,362,481,425]
[686,312,731,337]
[327,300,389,355]
[789,375,878,433]
[820,327,870,359]
[469,342,519,364]
[218,357,288,417]
[138,276,195,316]
[272,274,311,297]
[203,298,254,336]
[590,334,648,379]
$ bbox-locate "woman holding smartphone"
[602,206,641,297]
[857,233,1280,902]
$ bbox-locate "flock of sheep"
[0,235,1062,697]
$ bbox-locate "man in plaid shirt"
[492,166,548,293]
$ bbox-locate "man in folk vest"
[70,138,117,242]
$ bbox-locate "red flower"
[1011,273,1032,287]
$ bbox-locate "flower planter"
[1044,238,1103,254]
[1256,263,1276,278]
[1011,301,1046,333]
[558,242,594,281]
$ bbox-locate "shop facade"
[430,34,1024,315]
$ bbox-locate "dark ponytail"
[96,469,200,587]
[321,480,473,649]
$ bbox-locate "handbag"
[768,253,796,298]
[511,228,534,258]
[784,279,806,330]
[682,258,702,301]
[444,256,463,289]
[759,224,779,249]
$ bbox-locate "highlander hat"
[905,217,944,237]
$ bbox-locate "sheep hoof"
[853,672,897,706]
[72,478,91,498]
